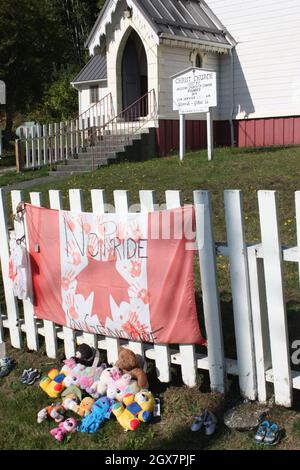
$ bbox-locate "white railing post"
[42,124,48,166]
[75,120,79,155]
[48,124,53,168]
[65,122,70,160]
[70,120,75,157]
[54,123,59,162]
[60,122,64,160]
[25,128,30,168]
[258,190,292,407]
[224,190,257,400]
[37,124,42,168]
[31,126,36,169]
[194,190,227,394]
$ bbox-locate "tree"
[0,0,72,138]
[29,68,78,123]
[0,0,104,140]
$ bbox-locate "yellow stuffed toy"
[40,368,68,398]
[112,390,155,431]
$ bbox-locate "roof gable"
[86,0,233,50]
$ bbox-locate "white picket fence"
[0,187,299,408]
[16,93,114,169]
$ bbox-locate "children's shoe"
[203,410,217,436]
[254,420,270,444]
[263,423,281,446]
[191,414,205,432]
[24,369,41,385]
[0,357,14,377]
[20,368,33,383]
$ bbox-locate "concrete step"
[71,152,118,163]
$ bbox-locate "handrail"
[16,90,157,170]
[78,92,113,121]
[89,89,157,170]
[100,89,156,129]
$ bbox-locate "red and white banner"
[25,204,205,345]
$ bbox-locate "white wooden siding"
[206,0,300,119]
[158,44,220,120]
[78,83,109,116]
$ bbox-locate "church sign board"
[171,67,217,161]
[172,68,217,114]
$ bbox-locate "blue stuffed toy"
[78,397,114,433]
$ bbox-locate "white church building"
[71,0,300,156]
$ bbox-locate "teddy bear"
[112,390,155,431]
[115,347,148,389]
[50,417,78,442]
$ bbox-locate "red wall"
[156,116,300,156]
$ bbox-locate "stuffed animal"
[37,403,65,424]
[62,396,95,417]
[115,347,148,389]
[78,397,114,434]
[74,344,99,367]
[63,356,107,394]
[89,366,123,398]
[50,417,78,442]
[112,390,155,431]
[61,385,82,402]
[39,367,70,398]
[106,373,140,402]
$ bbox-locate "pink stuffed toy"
[106,373,140,402]
[50,417,78,442]
[89,366,123,398]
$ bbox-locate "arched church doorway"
[122,30,148,117]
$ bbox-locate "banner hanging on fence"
[25,204,204,345]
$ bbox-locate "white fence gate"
[0,187,299,408]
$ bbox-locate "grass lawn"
[2,145,300,450]
[0,166,49,186]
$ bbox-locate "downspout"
[229,48,235,146]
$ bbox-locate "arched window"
[195,53,202,68]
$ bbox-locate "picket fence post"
[224,190,257,400]
[113,190,144,359]
[194,190,227,394]
[247,246,271,403]
[11,190,39,351]
[258,190,292,407]
[49,190,76,358]
[0,189,22,348]
[69,189,98,350]
[30,192,58,358]
[139,190,171,383]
